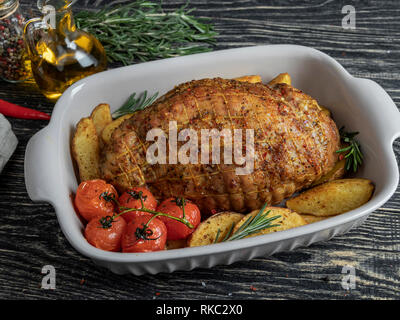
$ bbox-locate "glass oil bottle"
[24,0,107,100]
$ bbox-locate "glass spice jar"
[0,0,31,82]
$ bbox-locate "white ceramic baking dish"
[25,45,400,275]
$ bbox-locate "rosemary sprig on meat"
[112,90,158,118]
[214,203,281,243]
[336,127,363,172]
[75,0,218,65]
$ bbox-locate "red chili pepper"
[0,99,51,120]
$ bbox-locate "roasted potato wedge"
[72,117,100,182]
[90,103,112,137]
[232,207,306,238]
[301,215,329,224]
[311,158,346,187]
[234,75,262,84]
[187,211,245,247]
[101,114,133,144]
[268,73,291,86]
[286,179,374,216]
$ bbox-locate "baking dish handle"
[359,78,400,143]
[24,126,58,203]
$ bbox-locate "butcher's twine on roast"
[100,78,340,214]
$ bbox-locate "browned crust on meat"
[100,78,340,214]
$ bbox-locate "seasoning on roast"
[100,78,340,214]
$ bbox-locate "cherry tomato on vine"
[118,187,157,223]
[85,216,127,252]
[75,179,118,222]
[157,198,201,240]
[121,215,167,253]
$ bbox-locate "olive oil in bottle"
[24,1,107,101]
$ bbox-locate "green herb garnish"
[336,127,363,172]
[214,203,281,243]
[214,229,222,243]
[112,90,158,118]
[75,1,218,65]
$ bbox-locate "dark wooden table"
[1,0,399,300]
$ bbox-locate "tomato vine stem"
[99,192,194,229]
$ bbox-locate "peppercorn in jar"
[0,0,30,82]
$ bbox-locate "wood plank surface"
[0,0,399,300]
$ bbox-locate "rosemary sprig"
[112,90,158,118]
[215,203,281,243]
[214,221,235,243]
[214,229,221,243]
[75,1,218,65]
[336,127,363,172]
